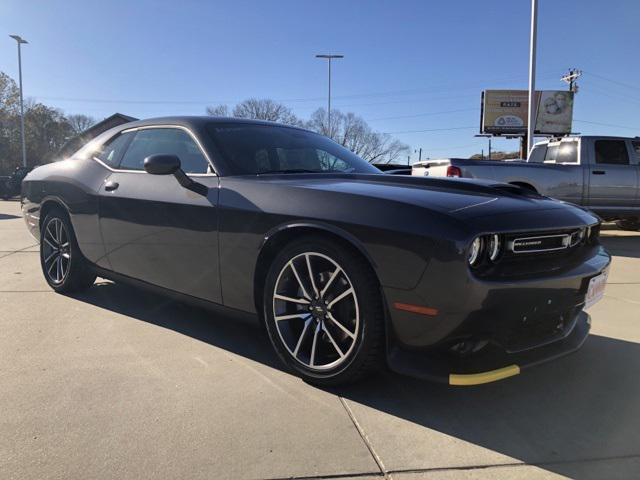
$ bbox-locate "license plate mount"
[584,269,608,310]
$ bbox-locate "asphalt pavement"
[1,199,639,480]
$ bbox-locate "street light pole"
[526,0,538,156]
[315,54,344,136]
[10,35,28,168]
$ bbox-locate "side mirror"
[144,154,181,175]
[143,153,208,197]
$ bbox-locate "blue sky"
[1,0,639,161]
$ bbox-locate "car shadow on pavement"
[0,213,21,220]
[71,281,283,370]
[333,333,640,477]
[72,280,640,478]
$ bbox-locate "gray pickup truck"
[412,136,640,230]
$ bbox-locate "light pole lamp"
[315,54,343,136]
[10,34,28,168]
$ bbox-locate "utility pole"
[561,68,582,93]
[315,54,344,137]
[526,0,538,157]
[415,147,422,162]
[10,35,28,168]
[475,134,492,160]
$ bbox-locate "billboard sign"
[534,90,574,134]
[481,90,574,135]
[481,90,529,134]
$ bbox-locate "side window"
[528,144,547,163]
[544,144,559,162]
[556,141,578,163]
[119,128,209,173]
[632,141,640,162]
[94,132,134,167]
[595,140,629,165]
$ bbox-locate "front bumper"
[387,309,591,385]
[381,243,610,384]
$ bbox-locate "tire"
[615,220,640,231]
[263,236,384,386]
[40,209,97,293]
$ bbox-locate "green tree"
[0,72,21,173]
[0,71,78,173]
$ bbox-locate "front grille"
[501,226,595,260]
[474,224,600,279]
[509,233,570,253]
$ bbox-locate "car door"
[587,138,639,209]
[98,126,222,303]
[537,138,586,205]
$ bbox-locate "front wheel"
[40,210,97,293]
[263,237,384,386]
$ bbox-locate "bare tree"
[67,114,96,135]
[204,97,409,164]
[205,104,229,117]
[206,98,302,126]
[307,108,409,163]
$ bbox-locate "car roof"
[120,115,312,133]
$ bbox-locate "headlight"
[468,234,503,267]
[468,237,483,267]
[488,234,501,262]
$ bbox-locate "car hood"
[262,173,562,214]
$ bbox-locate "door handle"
[104,181,119,191]
[592,170,606,175]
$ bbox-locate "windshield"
[207,123,381,175]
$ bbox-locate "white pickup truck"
[412,136,640,230]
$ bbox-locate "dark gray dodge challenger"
[21,117,611,386]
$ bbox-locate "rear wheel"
[263,236,384,386]
[615,219,640,231]
[40,210,96,293]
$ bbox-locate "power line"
[33,92,482,113]
[369,108,478,121]
[382,126,476,135]
[583,71,640,93]
[30,73,558,108]
[573,119,639,131]
[577,82,640,106]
